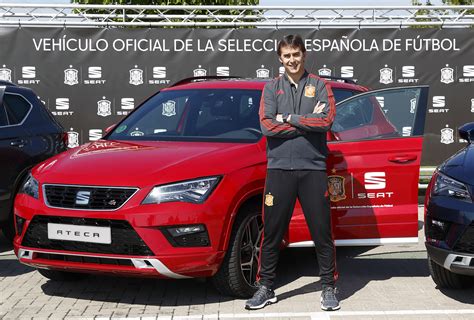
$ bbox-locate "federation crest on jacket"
[328,175,346,202]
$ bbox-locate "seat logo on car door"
[364,172,386,190]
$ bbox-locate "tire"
[428,257,473,289]
[1,217,15,242]
[37,268,88,281]
[211,207,263,298]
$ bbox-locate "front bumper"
[16,247,225,278]
[13,192,229,278]
[426,243,474,276]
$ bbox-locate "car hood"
[33,140,265,187]
[440,144,474,185]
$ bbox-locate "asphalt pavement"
[1,207,473,320]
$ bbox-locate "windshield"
[108,89,263,143]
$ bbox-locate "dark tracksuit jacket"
[257,71,338,289]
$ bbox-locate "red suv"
[13,76,429,297]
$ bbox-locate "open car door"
[288,85,429,246]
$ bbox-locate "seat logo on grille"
[76,191,91,205]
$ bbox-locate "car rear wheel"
[1,217,15,242]
[428,257,473,289]
[211,207,263,298]
[37,268,88,281]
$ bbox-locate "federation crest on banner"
[0,65,12,82]
[440,64,454,84]
[440,126,454,145]
[410,98,417,114]
[278,66,285,76]
[328,175,346,202]
[379,65,393,84]
[64,66,78,86]
[97,97,112,117]
[318,65,332,77]
[193,65,207,77]
[162,100,176,117]
[129,66,143,85]
[67,129,79,148]
[256,65,270,78]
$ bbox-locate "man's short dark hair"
[277,34,306,56]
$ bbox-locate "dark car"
[425,122,474,289]
[0,81,67,240]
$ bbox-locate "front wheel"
[37,268,88,281]
[428,257,473,289]
[211,207,263,298]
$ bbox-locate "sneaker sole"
[245,296,278,310]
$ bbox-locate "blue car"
[425,122,474,289]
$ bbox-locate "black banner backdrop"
[0,28,473,166]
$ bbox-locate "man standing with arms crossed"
[245,34,339,311]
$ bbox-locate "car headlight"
[432,172,472,202]
[142,177,220,204]
[20,173,39,199]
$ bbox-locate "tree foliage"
[411,0,473,28]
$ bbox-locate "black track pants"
[257,169,338,289]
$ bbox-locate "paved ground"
[1,207,474,320]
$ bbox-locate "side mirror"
[458,122,474,144]
[105,124,116,134]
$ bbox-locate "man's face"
[278,45,306,76]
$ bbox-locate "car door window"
[0,103,8,126]
[332,87,424,141]
[332,88,359,103]
[3,93,31,125]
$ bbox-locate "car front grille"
[43,184,137,210]
[22,215,154,256]
[453,224,474,254]
[36,252,135,266]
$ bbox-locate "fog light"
[432,219,446,228]
[168,225,204,236]
[15,215,26,236]
[162,224,210,247]
[426,217,450,242]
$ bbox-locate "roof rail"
[319,76,357,85]
[171,76,242,87]
[0,80,17,87]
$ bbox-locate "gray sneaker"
[320,286,340,311]
[245,285,277,310]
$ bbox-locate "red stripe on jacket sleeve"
[259,85,296,133]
